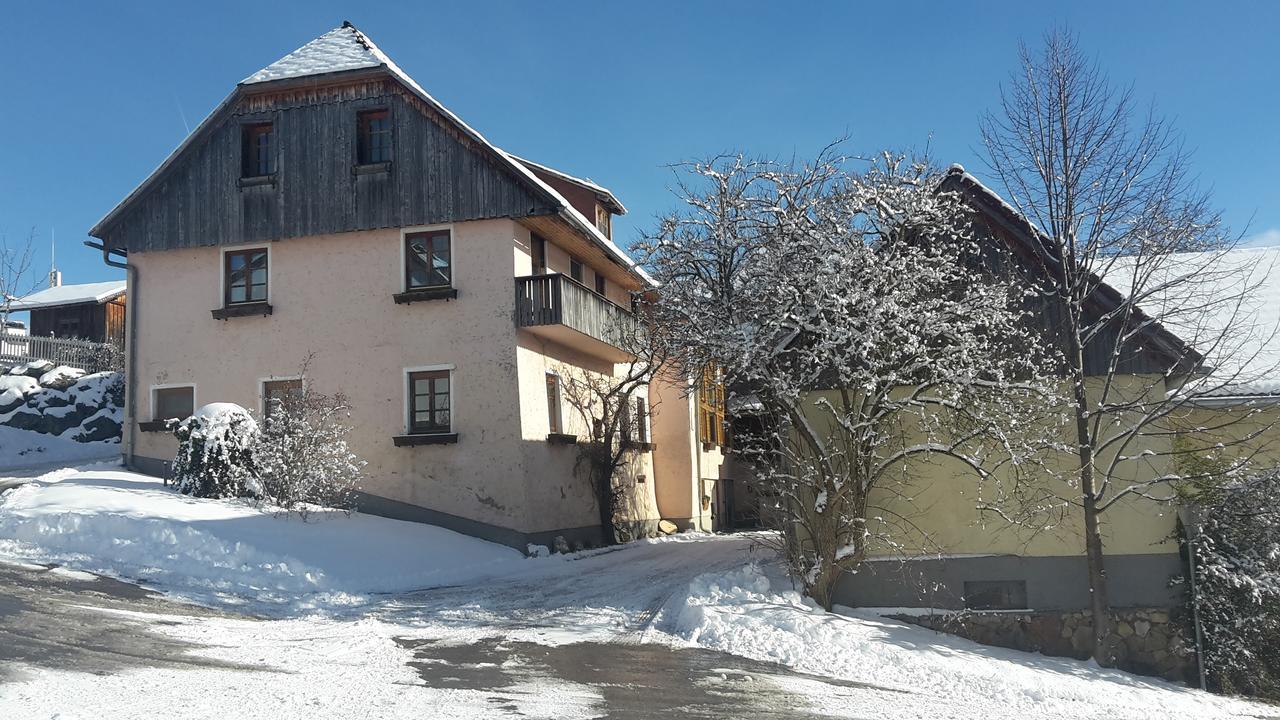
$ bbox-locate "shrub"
[1186,466,1280,699]
[172,403,261,499]
[255,388,364,515]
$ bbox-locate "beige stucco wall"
[127,218,667,540]
[649,368,735,530]
[796,375,1182,560]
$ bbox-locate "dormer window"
[241,123,275,178]
[358,109,392,164]
[595,205,611,239]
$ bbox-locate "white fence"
[0,332,123,374]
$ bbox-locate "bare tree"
[979,28,1277,664]
[0,229,41,329]
[559,320,662,545]
[640,146,1060,609]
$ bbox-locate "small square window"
[409,369,451,434]
[263,378,304,419]
[224,249,269,306]
[241,123,275,178]
[570,258,583,284]
[406,230,451,290]
[153,386,194,421]
[963,580,1028,610]
[358,109,392,164]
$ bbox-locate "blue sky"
[2,1,1277,309]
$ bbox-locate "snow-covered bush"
[255,388,363,515]
[172,403,261,499]
[1185,466,1280,699]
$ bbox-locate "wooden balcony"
[515,274,638,361]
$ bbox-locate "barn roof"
[9,281,126,311]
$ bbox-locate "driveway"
[0,560,886,719]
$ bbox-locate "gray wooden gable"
[93,74,558,253]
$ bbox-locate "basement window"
[963,580,1028,610]
[141,385,195,431]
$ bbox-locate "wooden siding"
[94,76,559,253]
[29,296,126,345]
[515,274,639,353]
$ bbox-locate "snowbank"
[0,467,524,611]
[664,563,1265,720]
[0,426,119,470]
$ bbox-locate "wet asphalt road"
[0,562,886,718]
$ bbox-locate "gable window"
[262,378,304,419]
[570,257,584,284]
[546,374,562,434]
[531,234,547,275]
[594,272,606,296]
[153,385,194,421]
[225,249,269,305]
[241,123,275,178]
[405,230,451,290]
[409,369,451,434]
[357,109,392,164]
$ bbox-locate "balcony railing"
[515,274,638,359]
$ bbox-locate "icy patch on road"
[662,563,1271,720]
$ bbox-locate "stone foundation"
[892,607,1195,682]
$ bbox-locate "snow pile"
[0,467,524,611]
[666,563,1265,720]
[0,426,120,469]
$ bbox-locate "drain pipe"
[85,240,137,470]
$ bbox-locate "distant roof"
[9,281,126,311]
[511,156,627,215]
[91,22,652,288]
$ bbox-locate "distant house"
[9,281,127,344]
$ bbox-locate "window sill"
[238,174,276,188]
[212,303,273,320]
[353,161,392,175]
[138,420,176,433]
[393,287,457,304]
[546,433,578,445]
[623,441,655,452]
[393,432,459,447]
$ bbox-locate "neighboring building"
[87,23,734,549]
[8,280,127,344]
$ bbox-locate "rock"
[1117,622,1134,638]
[38,365,86,391]
[572,540,586,553]
[658,519,679,535]
[10,359,54,378]
[552,535,570,554]
[72,412,122,443]
[1148,610,1169,624]
[1134,619,1151,638]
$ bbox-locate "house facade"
[9,280,127,344]
[88,24,738,549]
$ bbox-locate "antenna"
[48,228,61,289]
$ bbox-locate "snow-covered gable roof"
[9,281,126,311]
[91,22,652,288]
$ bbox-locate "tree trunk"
[1071,372,1112,664]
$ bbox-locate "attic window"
[357,109,392,164]
[595,205,611,239]
[241,123,275,178]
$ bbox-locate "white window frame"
[149,383,197,421]
[257,374,306,418]
[545,369,564,435]
[404,363,456,434]
[399,224,455,293]
[219,242,273,307]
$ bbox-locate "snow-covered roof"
[510,155,628,215]
[8,281,126,311]
[92,22,652,288]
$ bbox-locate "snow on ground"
[0,465,525,611]
[0,425,119,469]
[660,563,1269,719]
[0,465,1274,719]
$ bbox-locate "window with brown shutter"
[698,367,726,447]
[263,378,304,419]
[153,386,195,421]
